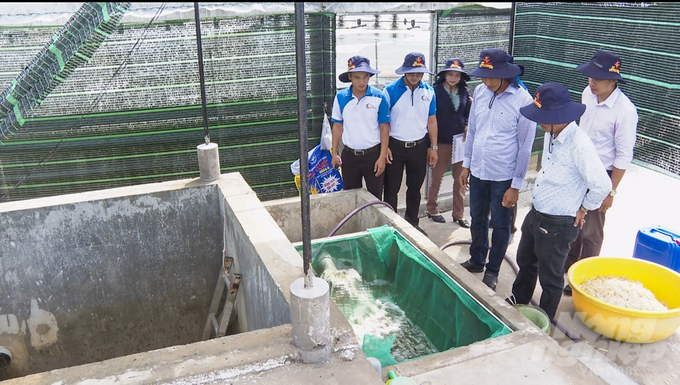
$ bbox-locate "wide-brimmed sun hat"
[338,55,380,83]
[395,52,433,75]
[469,48,523,79]
[576,50,626,83]
[437,58,470,81]
[520,82,586,125]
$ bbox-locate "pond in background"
[336,13,432,90]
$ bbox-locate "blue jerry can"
[632,226,680,273]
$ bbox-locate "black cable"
[440,239,582,342]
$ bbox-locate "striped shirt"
[463,83,535,189]
[331,85,390,150]
[532,122,612,216]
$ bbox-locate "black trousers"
[511,207,579,320]
[383,136,428,226]
[341,145,384,199]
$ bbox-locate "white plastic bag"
[320,112,332,151]
[291,113,333,175]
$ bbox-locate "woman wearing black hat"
[426,58,472,228]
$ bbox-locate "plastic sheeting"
[301,225,511,365]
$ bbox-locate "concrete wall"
[0,181,225,376]
[0,172,303,380]
[263,189,393,243]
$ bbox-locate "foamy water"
[318,252,438,362]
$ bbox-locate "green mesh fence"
[513,2,680,177]
[434,6,543,157]
[297,225,511,365]
[0,7,335,202]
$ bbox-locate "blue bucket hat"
[576,50,626,83]
[338,56,380,83]
[395,52,433,75]
[437,58,470,81]
[520,83,586,125]
[469,48,523,79]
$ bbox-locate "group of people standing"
[330,48,637,321]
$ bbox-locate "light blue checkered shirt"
[463,83,535,190]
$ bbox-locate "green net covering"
[301,225,511,365]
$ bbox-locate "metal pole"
[508,2,516,55]
[194,2,210,145]
[295,2,313,288]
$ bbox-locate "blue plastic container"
[632,226,680,273]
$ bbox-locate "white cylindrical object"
[290,276,332,363]
[367,356,382,377]
[197,142,220,182]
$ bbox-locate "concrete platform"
[2,157,676,384]
[414,160,680,385]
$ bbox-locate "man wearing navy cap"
[458,48,535,291]
[331,55,390,199]
[510,83,611,320]
[383,52,438,235]
[563,50,639,295]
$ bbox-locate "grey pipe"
[0,346,12,370]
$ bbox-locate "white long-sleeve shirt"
[532,122,612,216]
[579,86,638,171]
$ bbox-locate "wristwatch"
[609,190,617,197]
[580,205,588,214]
[430,146,438,150]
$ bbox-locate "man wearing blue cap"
[458,48,535,291]
[383,52,438,235]
[510,83,611,320]
[331,55,390,199]
[563,51,639,295]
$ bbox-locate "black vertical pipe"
[508,2,516,55]
[295,2,313,286]
[194,2,210,145]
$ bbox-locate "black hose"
[440,240,582,342]
[310,200,396,270]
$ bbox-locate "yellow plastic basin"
[568,257,680,343]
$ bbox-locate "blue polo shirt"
[384,77,436,141]
[331,84,390,150]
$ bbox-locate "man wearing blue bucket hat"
[458,48,535,291]
[383,52,438,235]
[331,55,390,199]
[510,82,611,321]
[564,51,639,295]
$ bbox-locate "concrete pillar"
[290,277,332,363]
[196,142,220,182]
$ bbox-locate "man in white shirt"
[383,52,438,235]
[564,51,638,295]
[331,55,390,199]
[510,83,611,321]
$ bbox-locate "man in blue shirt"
[331,56,390,199]
[383,52,438,234]
[510,82,611,320]
[459,48,535,291]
